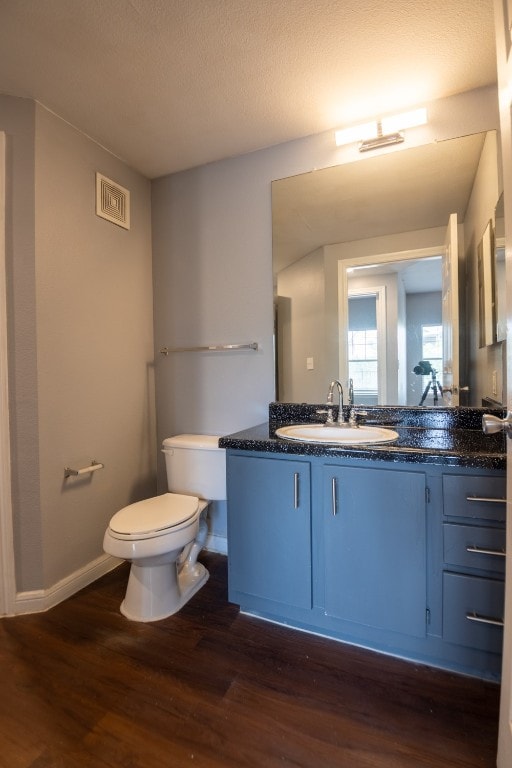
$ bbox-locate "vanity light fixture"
[359,126,405,152]
[335,108,427,152]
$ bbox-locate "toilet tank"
[162,434,226,501]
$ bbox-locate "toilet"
[103,434,226,622]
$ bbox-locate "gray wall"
[152,85,500,494]
[2,97,156,592]
[151,158,276,488]
[150,107,398,482]
[1,95,43,591]
[2,83,501,593]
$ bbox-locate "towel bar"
[160,342,258,355]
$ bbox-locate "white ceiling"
[0,0,497,179]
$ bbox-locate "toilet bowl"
[103,434,226,622]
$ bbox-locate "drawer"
[443,572,504,653]
[443,523,506,574]
[443,474,506,521]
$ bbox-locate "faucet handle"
[349,408,368,426]
[316,407,335,424]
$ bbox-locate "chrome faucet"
[326,379,346,425]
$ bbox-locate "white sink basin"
[275,424,399,445]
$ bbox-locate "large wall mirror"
[272,131,499,407]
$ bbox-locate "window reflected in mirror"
[348,293,379,405]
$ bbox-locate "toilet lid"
[109,493,199,536]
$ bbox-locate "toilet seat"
[108,493,199,540]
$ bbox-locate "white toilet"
[103,434,226,622]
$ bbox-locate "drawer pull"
[466,611,504,627]
[466,545,506,557]
[466,495,505,504]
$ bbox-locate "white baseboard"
[9,539,225,618]
[11,553,122,616]
[205,533,227,555]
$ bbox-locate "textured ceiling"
[0,0,497,178]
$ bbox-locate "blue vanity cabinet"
[226,453,312,610]
[322,464,427,637]
[225,444,506,679]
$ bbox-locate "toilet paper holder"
[64,460,104,478]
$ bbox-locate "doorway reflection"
[344,255,444,406]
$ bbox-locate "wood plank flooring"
[0,553,500,768]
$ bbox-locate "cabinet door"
[227,454,311,609]
[323,464,426,637]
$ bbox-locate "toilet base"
[120,559,209,622]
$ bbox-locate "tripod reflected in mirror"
[413,360,444,405]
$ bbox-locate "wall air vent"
[96,173,130,230]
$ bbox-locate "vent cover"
[96,173,130,229]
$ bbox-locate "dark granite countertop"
[219,404,506,470]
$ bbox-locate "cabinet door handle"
[466,545,506,557]
[466,611,504,628]
[294,472,299,509]
[466,496,505,504]
[331,477,337,516]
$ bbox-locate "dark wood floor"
[0,553,499,768]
